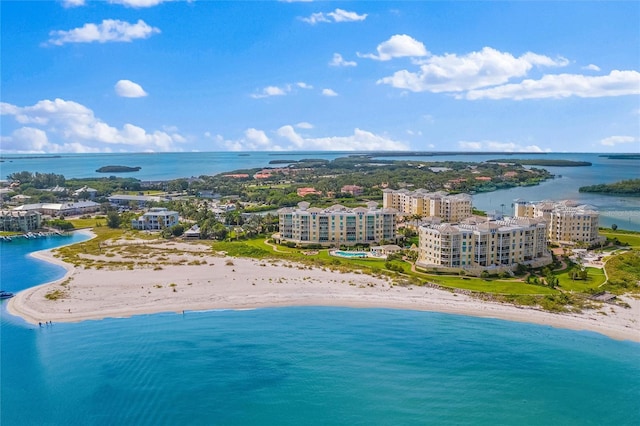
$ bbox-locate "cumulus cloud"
[458,140,549,153]
[301,8,367,24]
[296,122,314,129]
[463,70,640,100]
[216,126,408,151]
[1,98,185,153]
[108,0,170,7]
[251,86,287,99]
[251,82,313,98]
[358,34,428,61]
[46,19,160,46]
[115,79,148,98]
[329,53,357,67]
[378,46,568,92]
[600,135,639,147]
[61,0,86,8]
[582,64,601,72]
[322,88,338,97]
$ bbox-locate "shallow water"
[1,237,639,425]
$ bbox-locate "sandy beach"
[8,240,640,343]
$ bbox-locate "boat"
[0,291,14,299]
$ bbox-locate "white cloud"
[328,9,367,23]
[1,98,185,152]
[251,86,287,99]
[245,128,271,146]
[582,64,601,72]
[329,53,357,67]
[277,125,306,148]
[378,46,568,92]
[301,8,367,24]
[296,122,314,129]
[216,126,408,151]
[108,0,170,7]
[322,88,338,97]
[251,82,313,98]
[600,135,639,147]
[61,0,86,8]
[2,126,109,153]
[47,19,160,46]
[358,34,428,61]
[463,70,640,100]
[115,80,148,98]
[458,140,549,152]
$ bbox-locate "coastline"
[7,241,640,343]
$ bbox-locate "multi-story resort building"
[12,201,100,217]
[382,189,472,222]
[514,200,603,245]
[131,207,179,231]
[0,210,42,232]
[416,216,551,275]
[276,201,397,246]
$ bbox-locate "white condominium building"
[382,189,472,222]
[277,201,397,246]
[417,217,550,272]
[132,207,179,230]
[514,200,602,245]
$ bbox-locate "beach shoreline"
[7,240,640,343]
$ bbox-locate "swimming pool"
[331,250,369,258]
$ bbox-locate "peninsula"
[7,236,640,342]
[579,179,640,196]
[487,159,593,167]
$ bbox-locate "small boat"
[0,291,14,299]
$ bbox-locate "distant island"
[487,159,592,167]
[599,154,640,160]
[96,165,142,173]
[579,179,640,195]
[269,159,298,164]
[0,155,62,160]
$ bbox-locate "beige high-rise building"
[277,201,397,246]
[416,216,550,273]
[0,210,42,232]
[382,189,472,222]
[514,200,602,245]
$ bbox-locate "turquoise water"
[2,151,638,230]
[2,237,640,425]
[333,250,368,258]
[0,232,91,293]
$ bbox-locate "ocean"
[1,151,639,230]
[1,236,640,425]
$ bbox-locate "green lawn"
[556,267,606,291]
[68,217,107,229]
[420,274,557,295]
[599,230,640,248]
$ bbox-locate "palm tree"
[411,214,422,229]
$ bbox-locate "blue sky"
[1,0,639,153]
